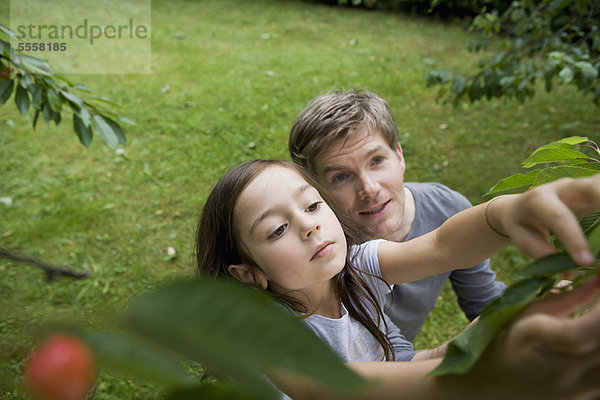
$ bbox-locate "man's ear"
[395,143,404,160]
[395,143,406,173]
[227,264,268,290]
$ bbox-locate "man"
[289,88,506,341]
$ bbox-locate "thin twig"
[0,246,90,282]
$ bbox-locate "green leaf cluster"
[52,278,365,399]
[485,136,600,198]
[425,0,600,105]
[0,24,133,148]
[430,136,600,377]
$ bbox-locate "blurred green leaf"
[46,87,62,113]
[89,95,121,107]
[60,89,84,107]
[80,330,197,387]
[105,116,126,146]
[74,114,93,147]
[93,114,119,148]
[165,384,258,400]
[125,279,365,396]
[14,84,29,114]
[429,276,547,376]
[17,53,52,76]
[0,79,14,105]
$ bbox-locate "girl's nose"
[305,223,320,239]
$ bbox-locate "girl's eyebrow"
[249,183,313,234]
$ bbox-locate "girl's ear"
[227,264,268,290]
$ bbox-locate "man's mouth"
[359,200,390,216]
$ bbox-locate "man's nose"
[358,173,380,200]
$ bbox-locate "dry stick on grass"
[0,246,90,281]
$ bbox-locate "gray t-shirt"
[303,239,417,362]
[386,182,506,341]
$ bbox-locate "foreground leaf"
[429,276,547,376]
[124,279,364,396]
[81,330,196,387]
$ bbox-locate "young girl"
[195,159,600,396]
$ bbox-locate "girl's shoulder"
[350,238,386,265]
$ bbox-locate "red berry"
[24,335,96,400]
[7,66,14,72]
[0,71,8,79]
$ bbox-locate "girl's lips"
[359,200,390,218]
[311,242,335,261]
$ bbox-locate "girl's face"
[233,165,347,299]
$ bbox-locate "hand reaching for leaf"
[466,273,600,400]
[488,174,600,266]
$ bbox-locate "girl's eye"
[269,224,287,239]
[306,201,322,212]
[372,155,383,165]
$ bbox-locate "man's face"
[313,128,408,241]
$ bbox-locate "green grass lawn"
[1,0,599,398]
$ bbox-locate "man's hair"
[289,88,400,174]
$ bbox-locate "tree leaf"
[581,212,600,235]
[586,220,600,256]
[552,136,589,145]
[79,329,197,387]
[452,75,466,95]
[17,53,52,76]
[59,89,84,107]
[518,253,577,277]
[165,384,260,400]
[75,106,91,127]
[483,169,541,198]
[89,95,121,107]
[532,165,600,186]
[429,277,547,376]
[124,279,365,395]
[74,114,93,147]
[46,87,62,113]
[92,114,119,148]
[522,148,590,168]
[558,66,574,84]
[104,116,126,146]
[0,79,14,105]
[14,84,30,115]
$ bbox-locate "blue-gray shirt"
[386,182,506,341]
[303,239,416,363]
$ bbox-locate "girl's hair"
[195,159,394,361]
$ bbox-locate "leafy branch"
[1,24,136,281]
[0,23,134,148]
[430,136,600,376]
[424,0,600,105]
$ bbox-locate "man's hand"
[467,273,600,400]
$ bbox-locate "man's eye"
[373,156,383,165]
[269,224,287,239]
[306,201,322,212]
[333,174,347,183]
